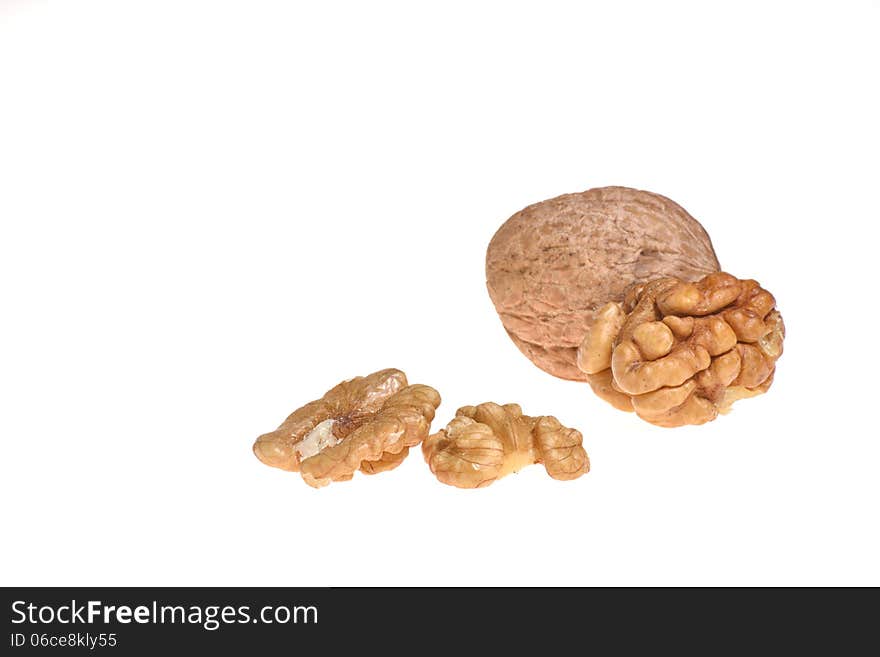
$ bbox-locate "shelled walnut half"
[577,272,784,427]
[253,368,441,487]
[423,402,589,488]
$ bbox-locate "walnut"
[486,186,720,381]
[253,368,441,487]
[577,272,784,427]
[422,402,589,488]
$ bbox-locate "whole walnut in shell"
[422,402,589,489]
[486,186,720,381]
[577,272,784,427]
[253,368,441,487]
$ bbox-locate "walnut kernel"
[253,368,441,487]
[422,402,589,488]
[577,272,784,427]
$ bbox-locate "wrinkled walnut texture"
[577,272,784,427]
[486,186,720,381]
[253,368,441,487]
[422,402,589,488]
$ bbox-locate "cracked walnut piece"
[422,402,589,489]
[253,368,441,487]
[577,272,784,427]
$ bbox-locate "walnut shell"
[486,186,720,380]
[253,368,441,487]
[422,402,589,488]
[577,272,784,427]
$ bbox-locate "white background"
[1,1,878,586]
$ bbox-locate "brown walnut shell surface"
[577,272,784,427]
[422,402,589,489]
[486,186,720,381]
[253,368,441,487]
